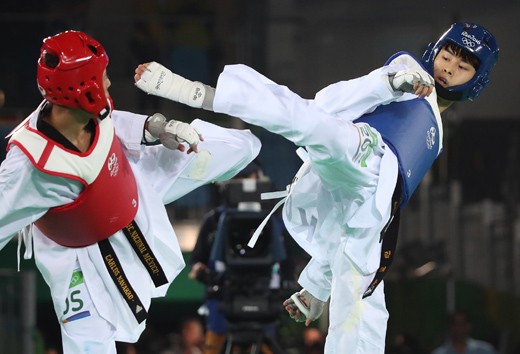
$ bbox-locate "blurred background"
[1,0,519,353]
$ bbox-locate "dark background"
[1,1,519,353]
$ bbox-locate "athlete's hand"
[145,113,203,153]
[284,289,326,326]
[134,62,207,108]
[134,62,151,83]
[389,68,434,99]
[188,262,208,280]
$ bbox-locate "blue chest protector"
[355,98,440,207]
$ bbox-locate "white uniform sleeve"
[135,119,261,204]
[111,110,148,160]
[297,258,332,302]
[0,147,82,251]
[314,63,410,116]
[110,109,261,204]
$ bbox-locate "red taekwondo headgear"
[37,30,111,119]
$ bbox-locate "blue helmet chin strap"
[421,22,499,102]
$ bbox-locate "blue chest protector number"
[355,98,440,207]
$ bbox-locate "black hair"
[442,42,480,71]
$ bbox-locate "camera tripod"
[218,321,286,354]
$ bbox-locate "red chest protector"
[8,115,139,247]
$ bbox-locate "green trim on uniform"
[354,123,379,168]
[69,270,84,289]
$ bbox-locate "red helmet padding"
[37,31,109,116]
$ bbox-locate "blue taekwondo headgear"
[421,22,499,102]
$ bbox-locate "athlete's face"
[433,47,477,88]
[103,69,111,98]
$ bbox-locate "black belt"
[99,220,168,323]
[121,221,168,288]
[362,174,403,299]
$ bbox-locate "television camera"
[196,179,298,354]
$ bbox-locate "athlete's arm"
[0,148,78,250]
[111,110,148,159]
[297,258,333,302]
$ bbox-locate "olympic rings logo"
[107,153,119,177]
[462,37,475,47]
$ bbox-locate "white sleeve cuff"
[297,259,332,302]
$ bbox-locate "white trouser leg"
[325,246,388,354]
[59,266,117,354]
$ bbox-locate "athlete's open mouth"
[436,76,448,87]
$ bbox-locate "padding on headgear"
[37,30,111,118]
[421,23,499,101]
